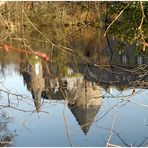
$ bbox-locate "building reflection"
[20,55,45,112]
[19,44,148,134]
[30,56,45,113]
[20,58,102,135]
[68,81,102,135]
[43,77,102,135]
[19,52,148,134]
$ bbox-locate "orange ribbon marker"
[2,44,49,62]
[3,44,9,52]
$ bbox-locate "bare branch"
[104,2,131,36]
[138,1,145,30]
[106,113,115,146]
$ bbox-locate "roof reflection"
[20,56,102,134]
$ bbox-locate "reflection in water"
[19,49,148,137]
[44,77,102,135]
[0,112,15,147]
[70,63,148,92]
[110,42,148,66]
[30,56,45,112]
[68,81,102,135]
[0,16,148,145]
[21,55,45,112]
[0,48,148,146]
[20,56,102,135]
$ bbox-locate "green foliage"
[107,2,148,53]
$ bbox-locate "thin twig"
[98,125,130,146]
[22,10,75,55]
[106,113,115,146]
[138,1,147,51]
[104,2,131,36]
[138,1,145,30]
[80,102,120,130]
[63,102,73,146]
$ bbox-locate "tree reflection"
[0,111,15,147]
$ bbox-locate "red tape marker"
[2,44,50,62]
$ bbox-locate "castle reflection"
[19,50,148,134]
[68,81,102,135]
[20,55,45,113]
[20,55,102,135]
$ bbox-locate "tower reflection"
[20,59,102,135]
[68,81,102,135]
[20,55,45,112]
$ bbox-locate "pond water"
[0,11,148,146]
[0,51,148,147]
